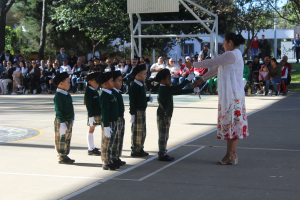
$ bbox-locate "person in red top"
[179,56,194,89]
[250,37,260,61]
[282,55,292,86]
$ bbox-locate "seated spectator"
[15,50,25,61]
[115,59,128,76]
[105,59,115,71]
[1,60,7,70]
[0,60,15,94]
[265,58,281,96]
[55,59,60,70]
[123,58,138,93]
[243,59,250,83]
[146,57,165,92]
[144,58,151,78]
[68,50,77,68]
[0,50,14,63]
[257,65,269,94]
[204,57,218,95]
[86,59,93,71]
[112,58,119,67]
[166,58,180,86]
[198,44,210,61]
[77,57,87,69]
[139,57,145,64]
[166,57,170,66]
[39,60,53,93]
[262,55,271,68]
[59,58,71,73]
[23,60,41,94]
[13,58,19,68]
[193,57,207,88]
[48,63,59,94]
[179,56,194,89]
[252,56,260,72]
[89,57,106,73]
[11,61,26,94]
[71,59,85,93]
[280,60,288,95]
[194,51,199,58]
[282,56,292,86]
[177,58,183,68]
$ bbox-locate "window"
[183,44,194,55]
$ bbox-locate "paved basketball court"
[0,92,299,200]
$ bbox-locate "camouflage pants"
[131,110,146,153]
[54,118,73,161]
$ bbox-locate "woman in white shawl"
[189,33,249,165]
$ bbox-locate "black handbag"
[1,72,8,79]
[25,73,34,79]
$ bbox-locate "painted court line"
[138,146,205,181]
[0,172,103,180]
[59,103,275,200]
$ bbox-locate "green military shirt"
[157,79,193,118]
[99,88,119,127]
[85,86,101,117]
[112,88,125,118]
[54,88,75,123]
[129,80,149,115]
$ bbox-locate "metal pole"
[152,48,155,64]
[274,0,277,59]
[138,20,142,57]
[215,17,218,56]
[129,14,134,60]
[210,34,214,58]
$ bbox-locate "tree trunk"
[0,11,6,52]
[38,0,47,60]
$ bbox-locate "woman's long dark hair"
[224,33,246,47]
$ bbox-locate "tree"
[38,0,47,60]
[51,0,130,58]
[12,0,91,58]
[0,0,15,52]
[5,26,28,55]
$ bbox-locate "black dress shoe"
[158,155,174,161]
[265,91,268,96]
[118,159,126,166]
[131,151,145,157]
[275,91,279,96]
[59,157,75,164]
[88,148,101,156]
[102,163,116,170]
[112,160,121,168]
[140,149,149,156]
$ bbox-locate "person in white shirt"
[146,57,165,92]
[115,60,128,76]
[166,58,180,86]
[60,58,71,73]
[11,61,26,94]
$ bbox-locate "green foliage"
[12,0,91,56]
[5,26,28,55]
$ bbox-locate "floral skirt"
[217,94,249,140]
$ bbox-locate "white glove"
[59,123,67,136]
[194,87,200,93]
[88,117,96,126]
[187,72,195,81]
[149,96,153,102]
[104,127,112,138]
[130,115,135,123]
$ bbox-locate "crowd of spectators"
[0,43,294,96]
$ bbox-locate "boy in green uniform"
[84,72,101,156]
[155,69,198,161]
[112,70,126,166]
[53,72,75,164]
[129,64,153,157]
[97,69,119,170]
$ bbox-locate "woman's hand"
[193,78,203,87]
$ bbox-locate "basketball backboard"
[127,0,179,13]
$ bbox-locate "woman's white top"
[21,67,28,77]
[281,67,288,79]
[115,65,128,74]
[166,64,180,78]
[193,49,244,109]
[60,65,71,73]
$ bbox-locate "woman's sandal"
[217,154,238,165]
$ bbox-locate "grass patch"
[291,63,300,83]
